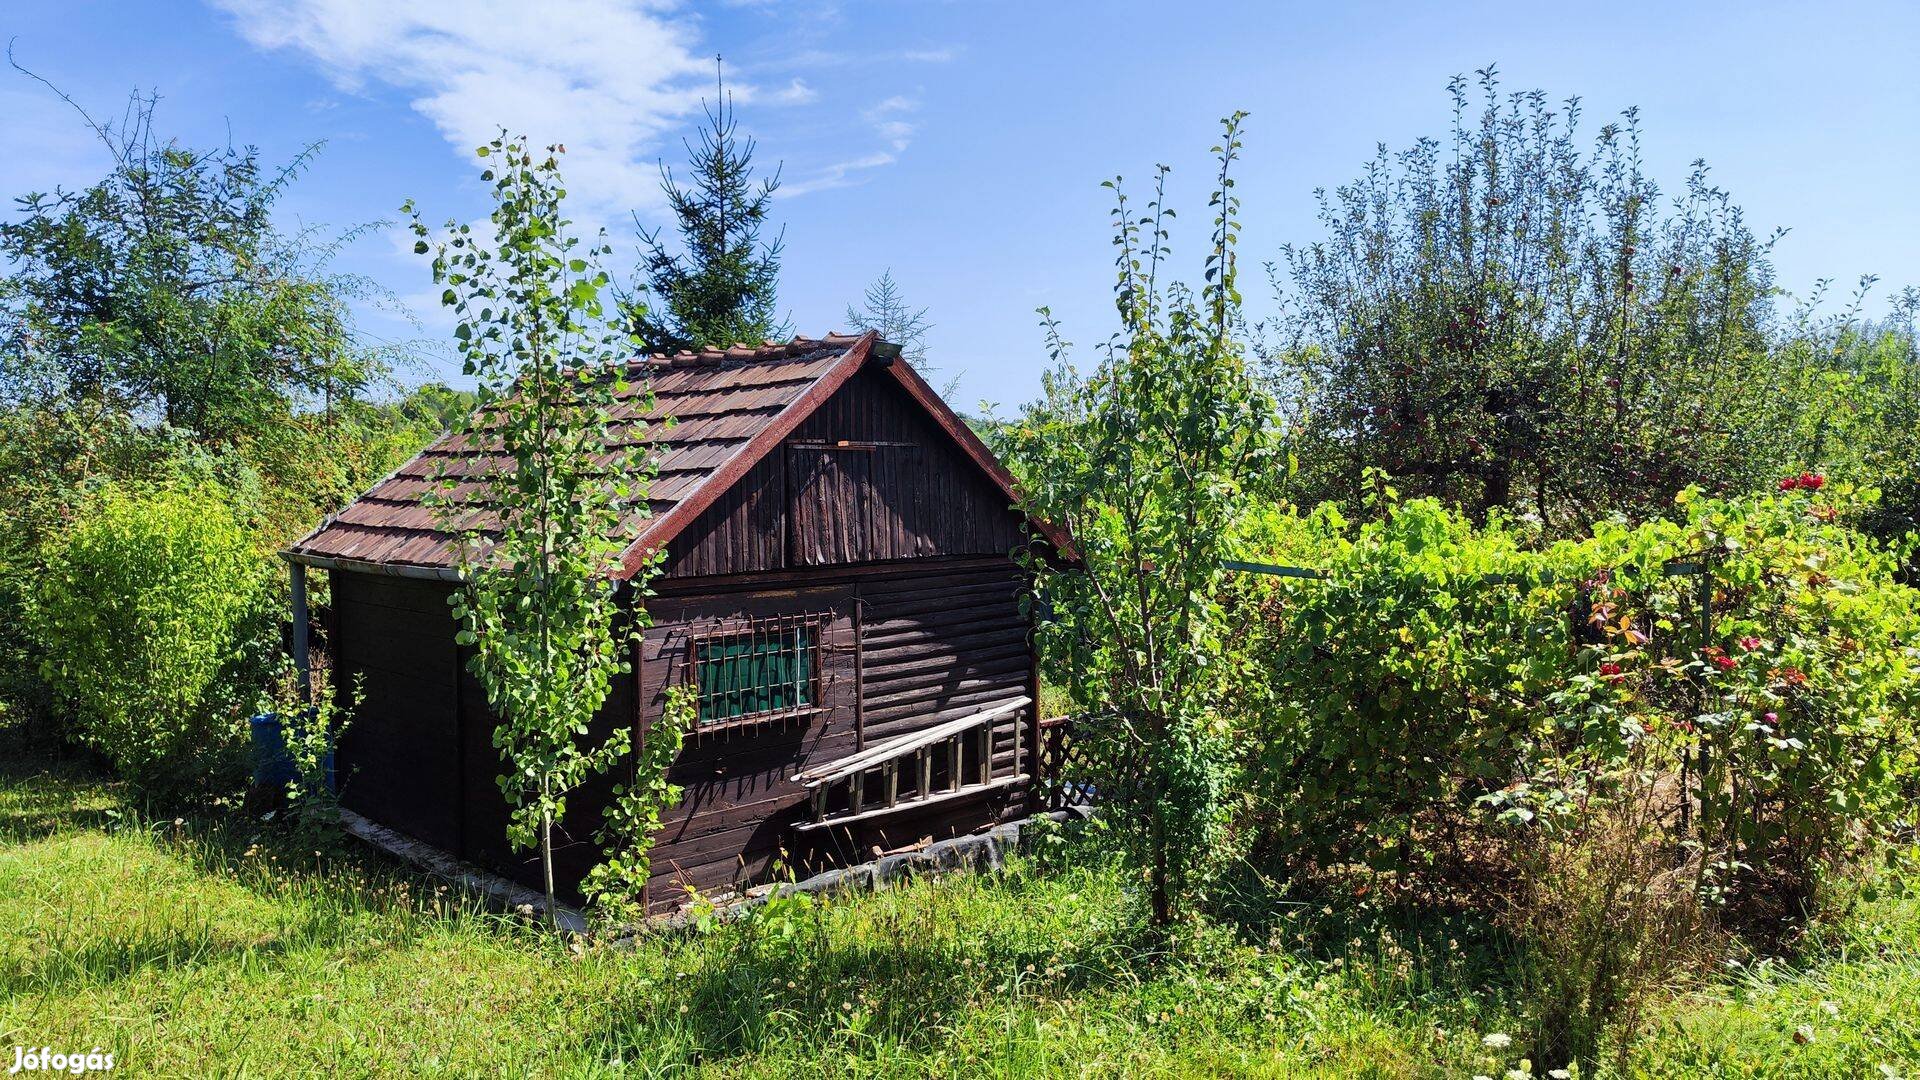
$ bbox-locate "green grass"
[2,758,1917,1078]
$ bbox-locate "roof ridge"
[634,332,868,370]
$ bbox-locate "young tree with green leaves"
[407,135,674,924]
[996,114,1276,926]
[628,66,787,352]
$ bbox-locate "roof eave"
[282,548,466,582]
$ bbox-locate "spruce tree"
[846,269,933,369]
[631,65,787,351]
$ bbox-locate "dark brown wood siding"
[327,361,1041,912]
[659,454,786,578]
[662,367,1025,577]
[329,570,464,854]
[330,569,639,898]
[330,558,1033,911]
[640,558,1032,904]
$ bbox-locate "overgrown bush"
[1220,481,1920,1068]
[1670,482,1920,910]
[1231,490,1575,879]
[29,484,272,795]
[1235,482,1920,911]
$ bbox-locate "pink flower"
[1738,636,1762,652]
[1799,473,1826,490]
[1779,477,1801,491]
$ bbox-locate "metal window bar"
[688,611,829,735]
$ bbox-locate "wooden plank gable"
[663,368,1027,577]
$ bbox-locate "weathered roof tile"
[287,335,870,575]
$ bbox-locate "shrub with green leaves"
[1665,481,1920,905]
[30,485,268,792]
[1232,491,1577,877]
[1233,481,1920,913]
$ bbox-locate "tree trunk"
[1478,455,1513,523]
[1149,802,1171,926]
[541,810,557,930]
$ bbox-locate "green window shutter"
[695,624,815,725]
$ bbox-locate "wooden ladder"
[790,696,1031,833]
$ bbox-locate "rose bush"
[1228,481,1920,913]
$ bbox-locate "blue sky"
[5,1,1918,410]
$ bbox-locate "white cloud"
[759,46,957,71]
[785,93,920,196]
[770,77,818,105]
[782,150,897,197]
[210,0,713,221]
[867,96,917,151]
[866,95,916,116]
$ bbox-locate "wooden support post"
[812,785,827,822]
[1025,567,1043,811]
[852,771,865,815]
[1012,712,1023,787]
[918,746,932,799]
[949,735,963,791]
[885,762,899,808]
[289,562,312,705]
[977,725,992,786]
[851,602,866,751]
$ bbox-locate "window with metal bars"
[688,613,826,729]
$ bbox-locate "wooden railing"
[791,696,1031,832]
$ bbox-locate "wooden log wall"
[641,557,1032,906]
[330,556,1036,912]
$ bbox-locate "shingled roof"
[285,332,1068,580]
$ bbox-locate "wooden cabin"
[283,332,1070,910]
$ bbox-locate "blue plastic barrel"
[248,712,335,792]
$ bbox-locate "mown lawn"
[2,757,1916,1078]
